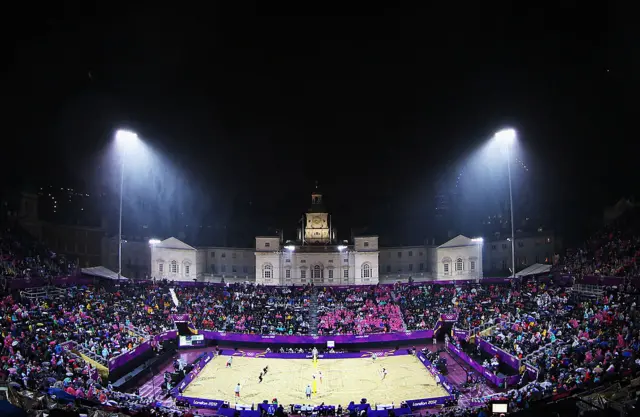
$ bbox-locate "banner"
[441,313,458,322]
[172,314,190,322]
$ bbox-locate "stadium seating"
[1,222,639,417]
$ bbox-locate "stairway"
[391,289,408,331]
[309,286,319,335]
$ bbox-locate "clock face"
[313,217,321,225]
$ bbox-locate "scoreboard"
[179,334,205,347]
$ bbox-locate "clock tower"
[304,189,332,244]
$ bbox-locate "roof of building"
[515,263,552,277]
[154,237,196,251]
[437,234,475,248]
[81,266,130,281]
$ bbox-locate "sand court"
[181,354,449,406]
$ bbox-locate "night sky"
[2,4,637,247]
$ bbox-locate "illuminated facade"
[255,190,379,286]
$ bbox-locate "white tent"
[81,266,130,281]
[515,263,552,278]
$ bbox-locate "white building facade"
[428,235,483,280]
[255,236,379,286]
[150,237,198,281]
[255,191,379,286]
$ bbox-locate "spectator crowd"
[1,212,640,417]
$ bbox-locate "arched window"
[263,264,273,279]
[361,263,371,278]
[313,264,322,279]
[442,257,452,275]
[170,260,178,274]
[456,258,464,271]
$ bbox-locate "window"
[159,263,164,273]
[501,260,507,270]
[409,251,413,257]
[419,263,424,271]
[491,262,496,270]
[535,255,540,263]
[232,265,237,273]
[491,245,497,250]
[521,257,527,265]
[301,259,306,263]
[408,264,413,271]
[170,260,178,274]
[263,264,272,279]
[361,263,371,278]
[313,265,322,279]
[211,265,216,273]
[265,242,271,248]
[221,253,226,258]
[185,264,190,275]
[364,241,369,247]
[419,252,423,257]
[501,244,507,250]
[232,252,237,258]
[286,258,290,262]
[328,259,333,263]
[243,266,248,273]
[343,269,349,278]
[444,263,449,273]
[397,252,402,258]
[221,265,226,272]
[386,265,391,273]
[285,269,291,279]
[470,261,476,271]
[301,269,306,279]
[518,241,524,248]
[455,258,463,271]
[343,258,348,263]
[546,238,552,244]
[328,269,333,279]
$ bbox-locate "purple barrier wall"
[108,328,431,373]
[453,329,469,340]
[173,351,217,400]
[229,349,398,360]
[477,338,520,370]
[447,344,519,388]
[7,274,94,289]
[406,352,454,408]
[108,330,177,372]
[149,277,517,289]
[199,329,434,345]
